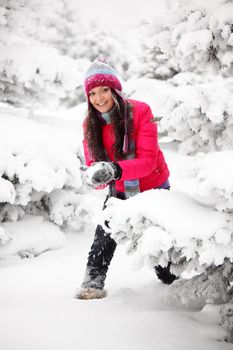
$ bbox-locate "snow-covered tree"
[220,300,233,342]
[99,182,233,340]
[0,111,80,212]
[100,190,233,275]
[173,150,233,213]
[159,77,233,154]
[0,0,86,108]
[168,146,233,341]
[138,1,233,79]
[0,104,104,259]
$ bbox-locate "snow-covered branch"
[138,2,233,79]
[174,150,233,213]
[0,112,82,207]
[159,78,233,154]
[100,190,233,274]
[0,0,89,107]
[220,298,233,342]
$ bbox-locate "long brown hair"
[84,91,132,161]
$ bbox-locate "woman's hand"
[85,161,122,187]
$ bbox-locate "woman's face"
[88,86,115,113]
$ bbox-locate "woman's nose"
[96,92,104,101]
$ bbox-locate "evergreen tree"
[0,0,83,108]
[138,1,233,79]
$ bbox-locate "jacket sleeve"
[117,104,159,181]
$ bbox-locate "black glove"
[86,161,122,187]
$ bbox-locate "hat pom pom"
[96,56,109,64]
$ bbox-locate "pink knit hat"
[84,58,122,96]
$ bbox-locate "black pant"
[81,223,116,290]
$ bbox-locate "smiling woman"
[75,57,173,300]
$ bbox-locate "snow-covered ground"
[0,231,231,350]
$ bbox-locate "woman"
[76,58,177,300]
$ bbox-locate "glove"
[85,161,122,187]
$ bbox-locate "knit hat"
[84,57,122,96]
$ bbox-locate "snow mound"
[100,189,233,272]
[0,215,65,259]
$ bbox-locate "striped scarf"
[101,102,140,199]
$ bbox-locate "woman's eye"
[89,92,95,97]
[102,87,109,92]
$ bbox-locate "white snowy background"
[0,0,233,349]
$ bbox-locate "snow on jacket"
[83,99,170,193]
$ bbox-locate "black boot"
[154,262,179,285]
[79,224,117,291]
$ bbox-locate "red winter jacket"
[83,99,170,193]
